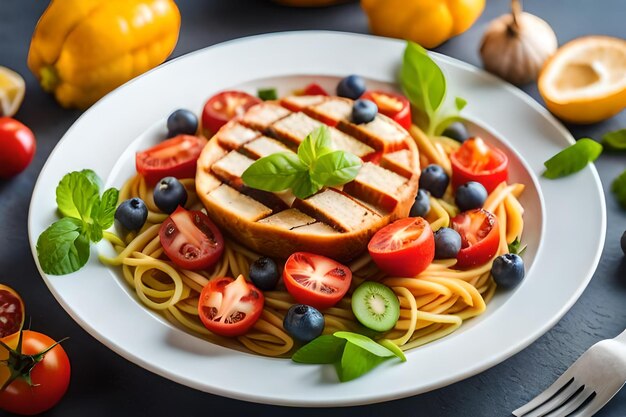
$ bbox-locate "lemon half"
[0,66,25,117]
[538,36,626,124]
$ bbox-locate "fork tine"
[546,387,594,416]
[513,372,576,416]
[517,379,581,417]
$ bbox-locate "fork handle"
[613,328,626,344]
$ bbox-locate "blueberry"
[455,181,488,211]
[153,177,187,214]
[351,99,378,124]
[434,227,462,259]
[249,257,280,291]
[409,189,430,217]
[336,75,366,99]
[621,231,626,256]
[492,253,525,289]
[167,109,198,137]
[115,198,148,231]
[283,304,325,344]
[442,122,470,143]
[419,164,449,198]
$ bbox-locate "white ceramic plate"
[28,32,606,407]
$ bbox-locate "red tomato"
[368,217,435,277]
[136,134,207,186]
[450,137,508,193]
[362,91,412,130]
[451,208,500,268]
[0,117,36,179]
[202,91,261,136]
[198,275,264,337]
[159,206,224,270]
[283,252,352,310]
[0,331,70,415]
[303,83,329,96]
[0,284,24,339]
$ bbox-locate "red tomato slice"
[0,117,36,179]
[198,275,264,337]
[0,284,24,340]
[283,252,352,310]
[202,91,261,136]
[136,134,207,186]
[159,206,224,270]
[368,217,435,277]
[362,90,412,131]
[303,83,329,96]
[450,208,500,268]
[450,137,508,193]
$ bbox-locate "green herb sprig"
[292,331,406,382]
[400,41,467,136]
[36,170,119,275]
[542,139,603,179]
[241,126,362,199]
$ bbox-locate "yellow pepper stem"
[39,65,60,93]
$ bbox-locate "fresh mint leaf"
[311,150,362,187]
[401,42,446,119]
[507,237,527,255]
[94,188,119,230]
[611,169,626,209]
[298,126,333,167]
[338,341,389,382]
[257,87,278,101]
[291,170,322,199]
[56,171,100,219]
[602,129,626,151]
[333,331,395,358]
[292,335,347,364]
[455,97,467,111]
[543,139,603,179]
[242,152,307,192]
[36,217,90,275]
[80,169,102,189]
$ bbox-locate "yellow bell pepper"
[361,0,485,49]
[28,0,181,109]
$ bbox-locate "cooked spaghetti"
[100,125,524,357]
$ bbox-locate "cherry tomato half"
[159,206,224,270]
[450,208,500,268]
[0,117,36,179]
[136,134,207,186]
[0,284,24,341]
[303,83,329,96]
[450,137,508,193]
[362,91,412,131]
[368,217,435,277]
[0,331,71,415]
[198,275,264,337]
[202,91,261,136]
[283,252,352,310]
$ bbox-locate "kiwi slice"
[351,281,400,332]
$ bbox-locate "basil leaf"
[80,169,102,189]
[455,97,467,111]
[257,87,278,101]
[378,339,407,362]
[241,152,307,192]
[602,129,626,151]
[611,169,626,209]
[311,150,362,187]
[95,188,120,230]
[338,341,389,382]
[543,139,603,179]
[291,171,322,199]
[401,42,446,116]
[298,126,332,167]
[56,171,101,219]
[292,335,346,364]
[36,217,90,275]
[507,237,527,255]
[333,331,395,358]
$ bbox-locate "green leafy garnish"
[241,126,362,199]
[37,170,119,275]
[291,331,405,382]
[612,169,626,209]
[257,87,278,101]
[507,237,527,255]
[400,41,467,136]
[602,129,626,151]
[542,139,603,179]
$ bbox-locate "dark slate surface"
[1,0,625,415]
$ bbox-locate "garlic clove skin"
[480,12,558,85]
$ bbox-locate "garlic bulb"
[480,0,557,85]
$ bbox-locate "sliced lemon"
[0,66,25,117]
[538,36,626,124]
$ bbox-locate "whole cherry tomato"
[0,117,36,179]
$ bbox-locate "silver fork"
[513,329,626,417]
